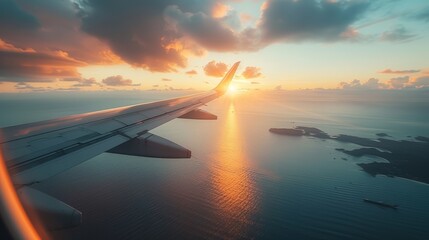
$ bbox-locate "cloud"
[0,0,115,65]
[204,60,228,77]
[61,77,100,87]
[14,82,43,91]
[388,76,409,89]
[186,70,197,75]
[339,78,387,90]
[77,0,225,72]
[380,69,420,74]
[54,87,81,91]
[258,0,371,43]
[164,5,239,52]
[0,0,40,32]
[102,75,138,86]
[162,78,172,81]
[338,75,429,90]
[13,81,87,92]
[73,0,374,73]
[410,76,429,88]
[0,38,35,53]
[251,81,260,84]
[380,27,415,42]
[0,0,376,78]
[0,39,85,82]
[274,85,282,90]
[242,66,262,79]
[167,86,194,91]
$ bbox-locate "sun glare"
[228,85,237,94]
[0,148,41,240]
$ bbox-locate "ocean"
[1,90,428,240]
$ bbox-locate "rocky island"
[269,126,429,184]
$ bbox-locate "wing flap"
[108,133,191,158]
[179,109,217,120]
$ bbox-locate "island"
[376,133,390,137]
[269,126,429,184]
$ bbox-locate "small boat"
[363,199,398,209]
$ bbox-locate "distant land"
[269,127,429,184]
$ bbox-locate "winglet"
[214,61,240,94]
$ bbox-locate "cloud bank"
[0,0,375,79]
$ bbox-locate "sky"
[0,0,428,92]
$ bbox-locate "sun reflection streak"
[210,100,258,238]
[0,147,41,240]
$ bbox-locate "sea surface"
[1,90,428,240]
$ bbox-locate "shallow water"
[1,90,428,240]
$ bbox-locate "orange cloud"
[0,39,86,82]
[212,3,230,18]
[0,38,35,53]
[242,66,262,79]
[380,69,420,74]
[204,61,228,77]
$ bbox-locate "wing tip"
[214,61,241,94]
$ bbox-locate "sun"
[227,85,237,94]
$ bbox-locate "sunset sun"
[227,85,237,94]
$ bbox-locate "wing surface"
[0,62,240,185]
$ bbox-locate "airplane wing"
[0,61,240,230]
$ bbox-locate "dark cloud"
[380,69,420,74]
[74,0,373,71]
[242,66,262,79]
[259,0,371,43]
[77,0,222,72]
[204,60,228,77]
[380,27,415,42]
[164,5,239,51]
[102,75,138,86]
[186,70,197,75]
[0,0,40,32]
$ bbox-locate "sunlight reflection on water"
[209,101,258,238]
